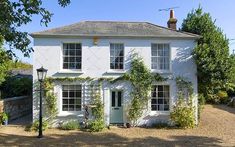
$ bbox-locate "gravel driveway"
[0,105,235,146]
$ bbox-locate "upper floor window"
[110,43,124,70]
[62,85,82,111]
[151,85,170,111]
[63,43,82,69]
[151,44,170,70]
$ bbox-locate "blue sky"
[16,0,235,63]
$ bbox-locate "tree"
[229,55,235,83]
[0,37,11,84]
[181,6,231,102]
[0,0,70,58]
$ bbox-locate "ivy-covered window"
[63,43,82,69]
[62,85,82,111]
[151,85,170,111]
[151,44,170,70]
[110,43,124,69]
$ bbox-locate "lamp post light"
[36,66,47,138]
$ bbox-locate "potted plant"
[1,112,9,125]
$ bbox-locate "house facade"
[31,13,200,126]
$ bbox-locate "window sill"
[58,70,84,74]
[106,70,126,74]
[150,111,170,115]
[57,111,83,117]
[151,70,172,74]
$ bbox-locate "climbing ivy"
[43,79,58,121]
[125,54,165,126]
[175,76,193,96]
[171,76,196,128]
[41,55,165,127]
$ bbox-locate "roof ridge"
[82,20,149,23]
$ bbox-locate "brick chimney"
[167,9,177,30]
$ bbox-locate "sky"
[15,0,235,64]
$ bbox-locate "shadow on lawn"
[0,131,223,147]
[212,104,235,115]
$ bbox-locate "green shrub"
[0,77,32,98]
[88,119,105,132]
[198,94,205,120]
[0,112,9,124]
[30,120,48,132]
[217,90,229,104]
[170,96,196,129]
[60,120,80,130]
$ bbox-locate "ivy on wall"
[170,76,196,128]
[41,54,165,127]
[123,54,166,126]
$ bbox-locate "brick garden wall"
[0,96,32,120]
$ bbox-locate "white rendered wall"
[32,37,198,125]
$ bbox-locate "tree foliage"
[181,6,231,102]
[0,0,71,58]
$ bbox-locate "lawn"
[0,105,235,146]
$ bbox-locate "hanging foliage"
[125,54,165,126]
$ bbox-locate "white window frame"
[59,42,83,73]
[149,82,172,112]
[109,43,125,71]
[151,43,171,73]
[61,84,82,112]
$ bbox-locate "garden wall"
[0,96,32,120]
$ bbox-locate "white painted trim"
[60,42,83,72]
[150,42,172,73]
[150,82,172,114]
[57,83,83,116]
[109,42,125,70]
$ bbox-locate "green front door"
[110,91,123,124]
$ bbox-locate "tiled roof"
[31,21,200,39]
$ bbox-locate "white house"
[31,10,200,126]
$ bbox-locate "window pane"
[62,85,82,111]
[75,105,81,111]
[76,44,81,49]
[112,91,115,107]
[118,91,122,107]
[63,50,69,55]
[69,99,75,104]
[63,63,68,69]
[69,105,74,111]
[75,91,81,97]
[63,43,82,69]
[69,44,75,49]
[151,99,157,104]
[62,105,68,111]
[151,85,170,111]
[151,105,157,111]
[63,99,68,104]
[62,92,68,97]
[151,44,170,70]
[164,105,169,111]
[110,43,124,69]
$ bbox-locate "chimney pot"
[167,9,177,30]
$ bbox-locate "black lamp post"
[36,66,47,138]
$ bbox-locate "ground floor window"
[151,85,170,111]
[62,85,82,111]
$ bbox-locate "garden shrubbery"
[170,95,196,129]
[25,120,48,132]
[0,76,32,98]
[60,120,80,130]
[88,119,105,132]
